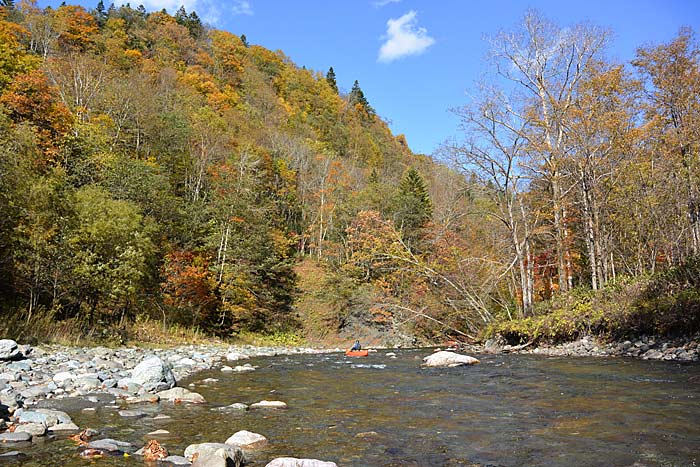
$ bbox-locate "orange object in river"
[345,349,369,357]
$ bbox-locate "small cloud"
[373,0,401,7]
[231,0,253,16]
[378,10,435,63]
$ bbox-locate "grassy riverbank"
[486,257,700,345]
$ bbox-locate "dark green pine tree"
[94,0,107,26]
[240,34,249,47]
[326,67,338,93]
[348,80,375,120]
[393,167,433,249]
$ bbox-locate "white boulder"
[422,351,480,367]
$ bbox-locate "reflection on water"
[5,350,700,467]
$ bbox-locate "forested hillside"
[0,3,698,345]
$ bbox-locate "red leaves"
[161,250,216,313]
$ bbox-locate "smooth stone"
[225,430,267,449]
[48,422,80,432]
[231,365,255,373]
[18,410,58,426]
[87,438,133,452]
[118,409,147,418]
[355,431,379,438]
[225,352,249,361]
[422,351,480,367]
[130,357,176,390]
[0,450,26,459]
[265,458,338,467]
[156,387,206,403]
[146,429,170,436]
[0,372,16,382]
[220,366,234,372]
[123,394,160,404]
[162,455,191,466]
[212,403,248,412]
[0,339,20,360]
[153,414,172,420]
[76,376,101,390]
[34,408,72,424]
[14,422,47,436]
[6,361,31,372]
[184,443,244,466]
[0,431,32,442]
[52,372,76,383]
[249,400,287,409]
[191,452,242,467]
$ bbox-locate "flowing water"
[5,350,700,467]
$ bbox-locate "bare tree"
[489,10,610,292]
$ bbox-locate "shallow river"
[6,350,700,467]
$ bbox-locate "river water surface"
[7,350,700,467]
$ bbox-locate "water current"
[5,349,700,467]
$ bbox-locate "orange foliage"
[0,69,73,165]
[54,5,99,51]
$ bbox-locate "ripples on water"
[7,350,700,467]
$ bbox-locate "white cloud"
[231,0,253,16]
[373,0,401,7]
[114,0,252,24]
[378,10,435,63]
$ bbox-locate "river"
[8,349,700,466]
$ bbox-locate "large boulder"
[0,339,20,360]
[185,443,244,467]
[131,356,176,390]
[265,458,338,467]
[422,351,480,367]
[225,430,267,450]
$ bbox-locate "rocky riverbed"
[0,339,340,466]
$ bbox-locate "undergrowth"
[486,257,700,345]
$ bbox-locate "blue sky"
[39,0,700,155]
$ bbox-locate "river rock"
[0,431,32,442]
[14,422,47,436]
[118,409,147,418]
[87,438,133,452]
[225,430,267,449]
[157,387,206,403]
[250,400,287,409]
[212,403,248,412]
[265,458,338,467]
[162,455,191,466]
[231,364,256,373]
[48,422,80,433]
[130,356,176,390]
[422,351,480,367]
[0,339,20,360]
[18,410,58,426]
[52,371,76,384]
[185,443,245,466]
[226,352,249,362]
[484,336,506,353]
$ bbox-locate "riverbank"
[0,340,335,411]
[480,333,700,361]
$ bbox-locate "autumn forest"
[0,1,699,345]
